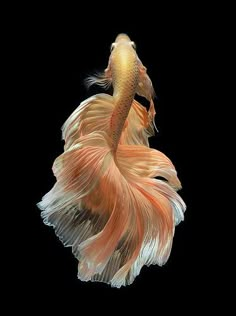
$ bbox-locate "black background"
[15,5,220,311]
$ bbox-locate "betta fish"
[38,34,186,288]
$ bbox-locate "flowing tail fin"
[38,131,185,287]
[62,94,156,150]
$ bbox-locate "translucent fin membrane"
[38,132,186,287]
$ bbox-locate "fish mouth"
[115,33,131,43]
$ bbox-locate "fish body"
[109,34,139,148]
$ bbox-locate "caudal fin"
[38,131,185,287]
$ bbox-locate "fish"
[38,33,186,287]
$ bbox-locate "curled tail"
[38,131,185,287]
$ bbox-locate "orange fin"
[62,94,114,150]
[62,95,156,150]
[38,132,186,287]
[85,72,112,90]
[117,144,182,190]
[84,57,112,90]
[137,58,155,101]
[121,99,157,146]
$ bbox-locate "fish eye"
[110,43,116,52]
[131,41,136,50]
